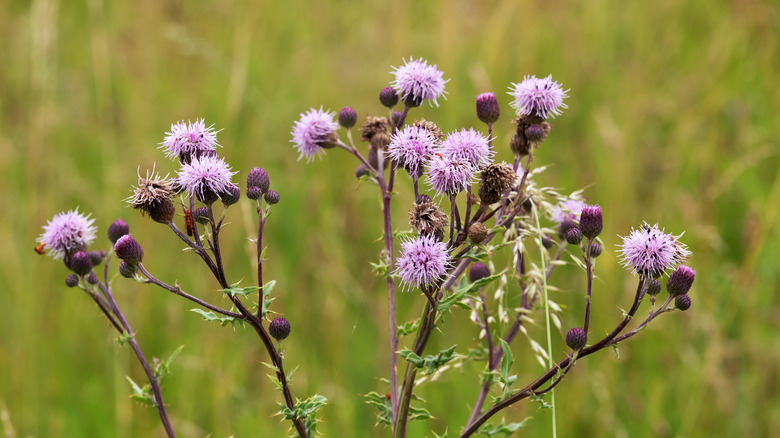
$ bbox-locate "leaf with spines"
[220,282,261,298]
[497,339,517,397]
[189,309,245,328]
[125,376,154,407]
[153,345,184,380]
[477,417,532,436]
[396,320,420,337]
[364,391,393,425]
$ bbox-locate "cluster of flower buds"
[246,167,278,205]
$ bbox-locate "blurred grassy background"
[2,0,779,436]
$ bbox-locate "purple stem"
[583,237,595,334]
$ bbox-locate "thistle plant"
[37,58,696,437]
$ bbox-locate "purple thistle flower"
[395,234,450,289]
[618,223,691,279]
[176,155,236,204]
[387,125,438,177]
[440,128,494,169]
[550,199,586,224]
[290,108,339,162]
[426,155,475,196]
[509,75,569,119]
[161,119,220,161]
[391,58,448,107]
[38,208,97,260]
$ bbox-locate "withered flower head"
[479,163,517,204]
[413,119,444,141]
[409,197,448,241]
[361,116,392,149]
[127,166,176,224]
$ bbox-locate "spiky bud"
[588,242,602,258]
[468,262,491,283]
[468,222,488,244]
[675,294,692,311]
[264,190,280,205]
[524,123,550,143]
[510,132,530,156]
[114,234,144,265]
[69,251,92,276]
[246,186,262,201]
[108,219,130,244]
[88,250,104,267]
[119,260,138,279]
[338,107,358,129]
[476,92,500,124]
[86,272,99,284]
[565,227,583,245]
[65,274,79,288]
[647,279,662,296]
[220,184,241,206]
[269,317,291,341]
[192,207,210,225]
[361,116,391,150]
[666,265,696,296]
[129,173,176,224]
[479,163,516,205]
[379,87,399,108]
[247,168,270,193]
[566,327,587,350]
[409,199,448,241]
[579,205,603,239]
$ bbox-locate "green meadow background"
[2,0,779,436]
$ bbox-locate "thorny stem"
[256,202,266,319]
[95,259,176,438]
[137,264,243,318]
[460,279,648,437]
[583,237,595,334]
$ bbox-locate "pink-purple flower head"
[440,128,494,169]
[395,234,450,290]
[161,119,220,163]
[509,75,569,119]
[290,107,339,162]
[38,208,97,260]
[426,155,475,196]
[618,223,691,279]
[176,154,236,204]
[388,125,438,177]
[391,58,448,107]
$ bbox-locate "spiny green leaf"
[221,282,261,297]
[125,376,154,407]
[477,417,532,436]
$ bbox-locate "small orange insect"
[184,208,195,237]
[34,243,46,255]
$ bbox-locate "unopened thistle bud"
[192,207,210,224]
[69,251,92,276]
[588,242,602,257]
[565,227,583,245]
[476,92,500,124]
[468,222,488,244]
[65,274,79,288]
[510,132,530,156]
[119,260,138,278]
[674,294,692,311]
[264,190,280,205]
[114,234,144,265]
[666,265,696,296]
[392,111,403,127]
[220,184,241,206]
[579,205,603,239]
[247,168,270,193]
[246,186,262,201]
[379,87,399,108]
[469,262,491,283]
[524,123,550,143]
[128,170,176,224]
[355,164,370,179]
[269,317,291,341]
[338,107,358,129]
[409,199,448,241]
[646,280,661,297]
[542,235,555,249]
[86,272,99,285]
[566,327,587,350]
[108,219,130,244]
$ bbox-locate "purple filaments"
[290,108,339,162]
[426,156,475,196]
[391,58,448,107]
[388,125,438,176]
[618,223,691,278]
[394,234,450,289]
[176,155,236,202]
[38,208,98,260]
[439,128,494,169]
[509,75,569,119]
[161,119,220,160]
